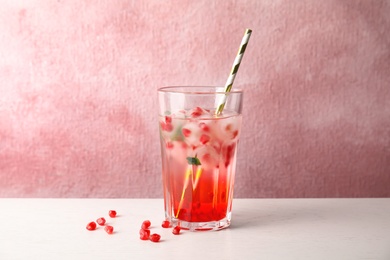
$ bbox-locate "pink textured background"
[0,0,389,198]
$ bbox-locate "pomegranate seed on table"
[108,210,117,218]
[96,217,106,226]
[172,226,181,235]
[141,220,151,229]
[161,220,170,228]
[139,229,150,240]
[86,221,97,231]
[104,225,114,234]
[149,233,161,243]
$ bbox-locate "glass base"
[168,212,232,231]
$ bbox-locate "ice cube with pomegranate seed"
[181,121,203,147]
[198,118,219,134]
[159,115,183,140]
[193,144,220,170]
[187,106,212,118]
[213,115,241,141]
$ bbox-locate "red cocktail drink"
[158,87,243,231]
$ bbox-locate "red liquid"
[172,165,234,222]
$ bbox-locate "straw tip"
[246,28,252,34]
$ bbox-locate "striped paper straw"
[216,28,252,115]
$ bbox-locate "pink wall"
[0,0,389,198]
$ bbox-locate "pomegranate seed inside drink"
[199,134,210,144]
[165,115,172,124]
[182,128,191,137]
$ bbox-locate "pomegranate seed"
[160,122,173,132]
[199,122,209,131]
[166,141,174,149]
[199,134,210,144]
[165,115,172,123]
[104,225,114,234]
[108,210,117,218]
[161,220,170,228]
[166,123,173,132]
[191,111,202,117]
[141,220,151,229]
[139,228,150,240]
[86,221,97,231]
[96,217,106,226]
[149,233,161,242]
[225,143,236,166]
[140,228,150,236]
[172,226,181,235]
[233,130,239,138]
[191,107,203,117]
[182,128,191,137]
[225,124,232,131]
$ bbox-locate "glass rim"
[158,86,243,94]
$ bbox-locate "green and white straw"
[216,28,252,115]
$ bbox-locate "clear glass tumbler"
[158,86,243,231]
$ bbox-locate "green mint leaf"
[186,156,201,166]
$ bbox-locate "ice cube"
[193,144,220,170]
[213,115,241,142]
[181,121,202,147]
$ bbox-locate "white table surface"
[0,198,389,260]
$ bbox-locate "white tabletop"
[0,198,389,260]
